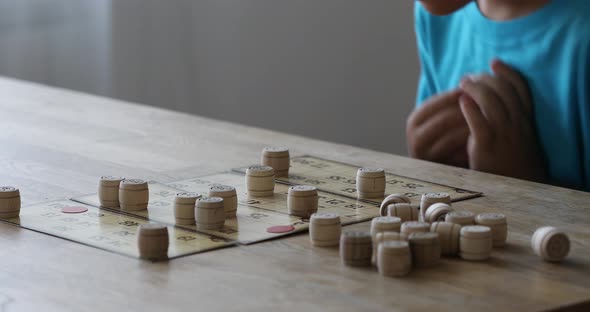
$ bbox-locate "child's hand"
[406,89,470,168]
[459,60,547,182]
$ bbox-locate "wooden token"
[261,147,290,177]
[119,179,149,211]
[377,241,412,277]
[195,197,225,230]
[379,193,411,216]
[374,232,408,244]
[370,216,402,237]
[340,231,373,267]
[445,211,475,226]
[0,186,21,219]
[475,213,508,247]
[137,224,169,261]
[430,221,461,256]
[373,231,407,264]
[208,185,238,218]
[408,232,441,268]
[424,203,453,223]
[387,203,420,222]
[173,192,201,225]
[401,221,430,236]
[460,225,493,261]
[420,192,451,221]
[245,165,275,197]
[98,176,124,208]
[531,226,570,262]
[287,185,318,218]
[309,212,341,247]
[356,168,386,199]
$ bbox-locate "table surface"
[0,77,589,312]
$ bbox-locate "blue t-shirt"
[415,0,590,190]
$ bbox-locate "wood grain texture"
[0,76,589,312]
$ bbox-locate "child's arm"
[459,60,547,182]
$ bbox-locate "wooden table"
[0,77,588,312]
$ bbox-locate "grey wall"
[0,0,111,95]
[0,0,419,155]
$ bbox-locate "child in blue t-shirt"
[406,0,590,190]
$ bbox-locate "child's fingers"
[472,74,521,123]
[409,89,462,127]
[491,59,533,116]
[427,126,470,162]
[445,148,469,168]
[460,78,508,126]
[459,94,490,141]
[412,108,467,157]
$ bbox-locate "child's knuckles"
[463,80,493,103]
[407,107,423,126]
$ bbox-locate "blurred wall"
[0,0,111,95]
[0,0,419,155]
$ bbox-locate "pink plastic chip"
[61,206,88,214]
[266,225,295,234]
